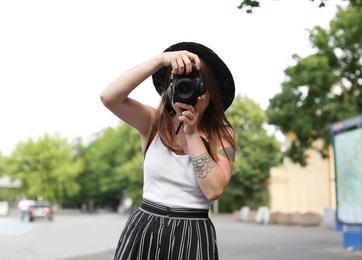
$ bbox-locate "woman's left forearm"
[187,134,231,201]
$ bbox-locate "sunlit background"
[0,0,342,156]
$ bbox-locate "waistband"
[140,199,209,219]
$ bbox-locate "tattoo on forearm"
[218,147,236,162]
[191,152,216,179]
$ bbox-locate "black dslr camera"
[166,61,207,107]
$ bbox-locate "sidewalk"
[64,214,362,260]
[0,218,36,235]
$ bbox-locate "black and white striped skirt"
[114,199,218,260]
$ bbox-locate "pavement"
[1,212,362,260]
[63,214,362,260]
[0,218,36,235]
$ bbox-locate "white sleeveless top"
[143,135,211,209]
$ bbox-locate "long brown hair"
[145,60,237,162]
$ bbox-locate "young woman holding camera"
[101,41,237,260]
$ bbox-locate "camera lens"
[175,79,195,99]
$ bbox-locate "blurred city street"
[1,211,362,260]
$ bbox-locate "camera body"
[167,62,207,107]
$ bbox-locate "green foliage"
[74,124,143,210]
[74,98,281,212]
[267,4,362,166]
[1,98,282,212]
[0,155,10,178]
[221,95,282,211]
[237,0,360,13]
[0,155,18,203]
[237,0,260,14]
[7,133,83,204]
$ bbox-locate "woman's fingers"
[163,51,200,75]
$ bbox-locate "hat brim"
[152,42,235,111]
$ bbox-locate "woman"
[101,41,237,260]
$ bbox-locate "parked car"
[0,201,9,216]
[28,203,53,221]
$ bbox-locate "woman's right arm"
[100,51,201,144]
[100,55,165,141]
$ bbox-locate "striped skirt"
[114,199,218,260]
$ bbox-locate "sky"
[0,0,346,156]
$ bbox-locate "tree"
[266,4,362,166]
[220,95,282,211]
[73,95,281,213]
[8,133,83,204]
[0,154,19,203]
[237,0,360,14]
[76,124,143,211]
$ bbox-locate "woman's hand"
[163,50,203,135]
[161,50,201,75]
[174,102,199,135]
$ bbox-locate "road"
[1,212,361,260]
[0,212,123,260]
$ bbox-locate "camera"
[167,61,207,106]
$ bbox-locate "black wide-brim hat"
[152,42,235,111]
